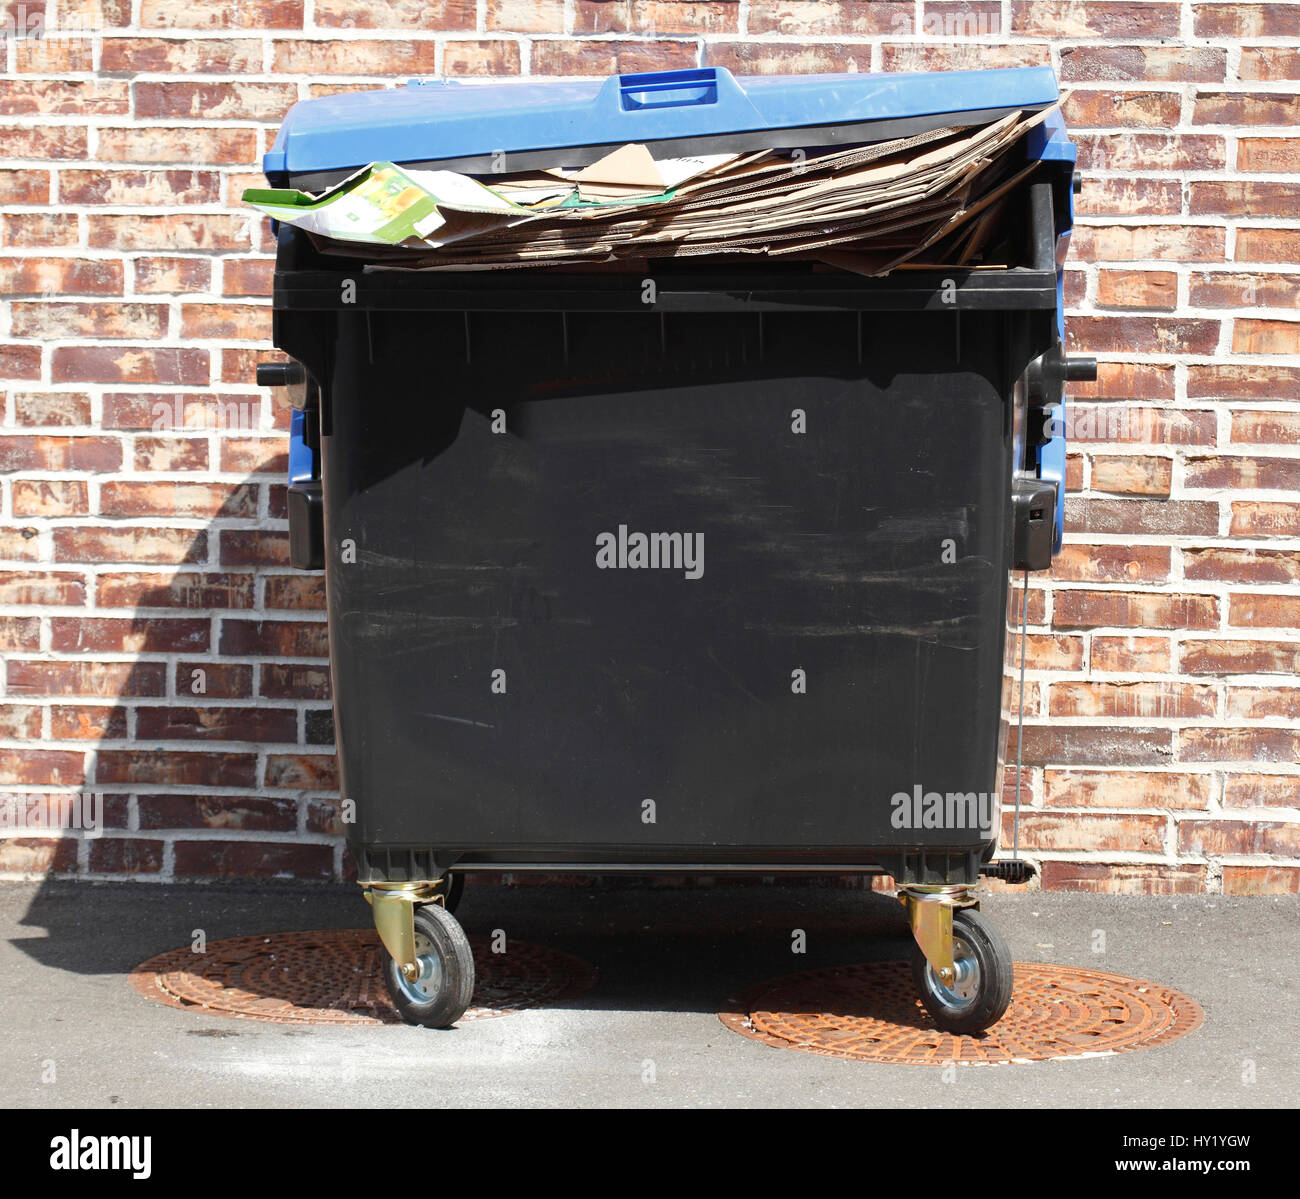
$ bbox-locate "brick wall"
[1,0,1297,893]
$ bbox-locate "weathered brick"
[172,840,333,879]
[1059,44,1226,82]
[1095,270,1177,310]
[1180,818,1300,856]
[1221,866,1300,895]
[1038,861,1207,894]
[1088,454,1172,495]
[1044,769,1212,809]
[1181,638,1300,675]
[1050,681,1217,719]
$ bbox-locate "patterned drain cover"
[131,928,597,1026]
[720,961,1203,1064]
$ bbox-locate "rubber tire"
[381,902,475,1029]
[911,907,1013,1035]
[441,871,465,915]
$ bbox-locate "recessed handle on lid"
[597,66,761,118]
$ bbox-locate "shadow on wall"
[11,419,348,968]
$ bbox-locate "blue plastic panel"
[288,408,315,484]
[264,65,1060,178]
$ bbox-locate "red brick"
[265,753,338,789]
[1231,501,1300,536]
[219,530,290,567]
[1069,362,1176,402]
[1190,270,1300,307]
[1236,137,1300,172]
[1054,589,1219,630]
[1063,89,1182,128]
[1230,411,1300,445]
[1234,319,1300,355]
[135,257,211,294]
[0,79,128,116]
[1095,270,1177,310]
[1221,866,1300,895]
[1192,3,1300,37]
[1006,812,1168,853]
[0,126,88,160]
[97,127,257,165]
[133,437,210,473]
[532,39,697,75]
[0,617,42,653]
[0,344,42,379]
[0,839,79,875]
[1070,226,1224,264]
[139,794,297,832]
[1045,769,1211,809]
[259,663,332,700]
[52,347,209,386]
[180,303,269,341]
[1189,363,1300,398]
[51,617,209,654]
[100,36,263,72]
[1059,44,1226,82]
[175,662,255,700]
[1050,681,1217,718]
[576,0,736,33]
[263,575,326,610]
[1180,819,1300,856]
[50,706,128,740]
[1194,92,1300,126]
[1222,774,1300,808]
[140,0,304,27]
[1184,546,1300,583]
[59,170,220,207]
[95,572,253,610]
[0,435,121,472]
[1235,227,1300,262]
[1225,686,1300,719]
[0,170,51,203]
[1013,725,1174,766]
[1012,1,1179,37]
[1180,727,1300,763]
[1038,861,1206,894]
[11,302,167,340]
[88,839,165,875]
[1181,638,1300,675]
[1088,454,1172,495]
[136,706,297,743]
[0,258,123,296]
[440,41,523,75]
[99,481,257,520]
[172,840,333,879]
[488,0,565,31]
[0,705,42,738]
[219,438,287,474]
[1239,47,1300,79]
[0,750,87,786]
[749,1,910,34]
[1051,543,1171,583]
[53,527,206,566]
[219,619,328,658]
[1228,592,1300,628]
[1074,132,1226,171]
[12,480,89,517]
[1185,454,1300,490]
[10,392,92,427]
[1066,498,1220,536]
[222,258,273,297]
[879,43,1049,72]
[0,571,86,605]
[97,750,256,788]
[313,0,474,27]
[1068,315,1221,354]
[5,659,167,698]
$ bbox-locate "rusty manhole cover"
[131,929,596,1026]
[720,961,1202,1065]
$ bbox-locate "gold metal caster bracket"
[898,885,979,988]
[363,880,446,981]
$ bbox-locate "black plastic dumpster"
[258,66,1093,1033]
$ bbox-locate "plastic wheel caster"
[381,902,475,1028]
[441,871,465,914]
[911,907,1013,1035]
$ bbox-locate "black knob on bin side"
[1063,355,1098,382]
[256,361,305,389]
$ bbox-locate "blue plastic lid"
[264,65,1059,180]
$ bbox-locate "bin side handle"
[597,66,764,121]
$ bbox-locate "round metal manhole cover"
[720,961,1202,1065]
[130,929,596,1026]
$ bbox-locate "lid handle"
[597,66,762,120]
